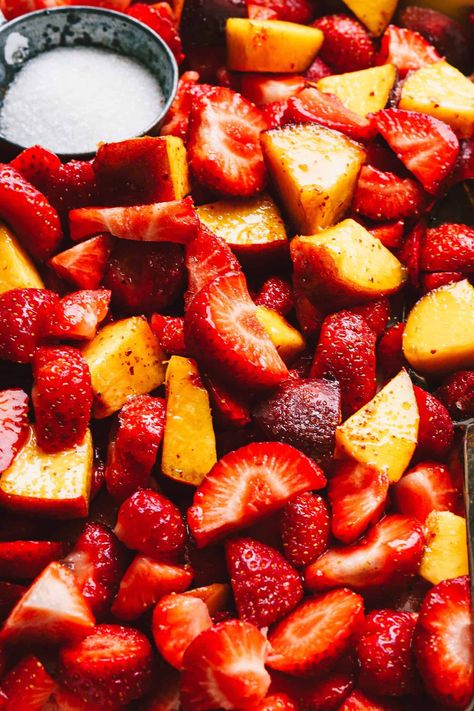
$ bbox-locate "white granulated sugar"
[0,46,165,153]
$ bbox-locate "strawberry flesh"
[2,655,55,711]
[152,593,213,669]
[394,462,459,523]
[49,234,113,291]
[0,389,29,473]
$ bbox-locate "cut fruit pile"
[0,0,473,709]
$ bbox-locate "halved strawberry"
[348,298,391,339]
[240,74,305,105]
[204,374,251,428]
[187,86,267,197]
[328,461,389,545]
[151,315,187,356]
[0,561,95,645]
[376,25,441,77]
[0,540,63,580]
[394,462,458,523]
[422,271,464,293]
[59,624,153,708]
[49,234,114,290]
[374,109,459,195]
[32,346,92,453]
[436,370,474,421]
[377,322,407,379]
[69,197,198,244]
[2,655,55,711]
[414,575,473,709]
[413,386,454,460]
[112,556,193,621]
[181,619,271,710]
[185,272,288,390]
[279,492,330,568]
[246,0,312,23]
[420,223,474,273]
[0,288,57,363]
[63,522,123,618]
[44,289,111,341]
[353,165,429,221]
[161,71,204,140]
[152,593,213,669]
[313,14,375,72]
[304,515,425,594]
[226,538,303,626]
[127,3,184,64]
[0,389,29,473]
[267,588,364,677]
[188,442,326,547]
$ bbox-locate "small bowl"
[0,6,178,160]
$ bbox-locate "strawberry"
[140,667,180,711]
[304,56,333,81]
[0,561,95,645]
[0,0,54,20]
[103,241,185,315]
[184,583,231,617]
[0,165,62,261]
[0,540,63,580]
[253,378,341,466]
[246,0,312,23]
[254,277,294,316]
[341,689,404,710]
[32,346,92,453]
[59,623,153,708]
[112,556,193,621]
[452,137,474,184]
[10,144,61,184]
[151,315,186,356]
[267,588,364,677]
[240,74,305,105]
[2,655,55,711]
[310,311,377,419]
[262,100,289,129]
[292,278,324,339]
[204,375,251,428]
[374,109,459,195]
[357,610,419,696]
[283,88,376,143]
[43,687,103,711]
[249,694,297,710]
[225,537,303,626]
[0,582,26,623]
[353,165,429,221]
[367,220,405,250]
[69,197,198,244]
[422,271,464,293]
[313,15,375,72]
[184,272,288,390]
[413,386,454,460]
[377,323,406,379]
[348,298,391,339]
[304,515,425,594]
[49,234,113,290]
[105,395,165,502]
[152,593,213,669]
[63,522,123,618]
[44,289,111,341]
[394,462,458,523]
[414,575,473,709]
[436,370,474,421]
[0,389,29,473]
[114,489,186,562]
[187,86,267,197]
[420,223,474,272]
[279,492,330,568]
[187,442,326,547]
[0,288,57,363]
[127,3,184,64]
[397,220,425,288]
[376,25,441,77]
[270,657,357,710]
[180,619,271,710]
[161,71,203,140]
[328,461,389,545]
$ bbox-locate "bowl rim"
[0,5,179,159]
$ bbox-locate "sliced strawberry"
[341,689,403,710]
[413,386,454,460]
[436,370,474,421]
[249,693,298,711]
[188,86,267,197]
[240,74,305,105]
[304,515,425,594]
[112,556,193,621]
[11,144,61,183]
[0,561,95,645]
[328,461,389,545]
[377,322,407,379]
[0,540,63,580]
[310,311,377,419]
[127,3,184,64]
[394,462,458,523]
[292,278,324,339]
[267,588,364,677]
[105,395,165,502]
[114,489,186,562]
[374,109,459,195]
[353,165,429,221]
[187,442,326,547]
[0,389,29,473]
[422,271,464,293]
[160,71,202,140]
[367,220,405,250]
[151,315,186,356]
[0,288,57,363]
[2,655,55,711]
[284,88,376,143]
[254,277,294,316]
[376,25,441,77]
[397,219,425,287]
[348,298,391,339]
[32,346,92,453]
[420,223,474,272]
[44,289,110,341]
[313,14,375,72]
[63,522,123,618]
[0,165,62,261]
[204,374,251,428]
[261,100,289,129]
[414,575,473,709]
[270,657,356,710]
[69,197,198,244]
[226,537,303,626]
[304,56,332,81]
[49,234,113,290]
[181,619,271,710]
[184,272,288,390]
[152,593,212,669]
[246,0,312,23]
[184,583,231,617]
[279,492,330,568]
[59,623,153,708]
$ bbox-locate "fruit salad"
[0,0,473,709]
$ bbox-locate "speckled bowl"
[0,6,178,160]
